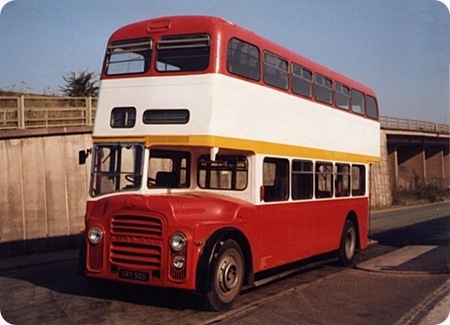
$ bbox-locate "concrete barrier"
[370,131,392,207]
[0,129,92,256]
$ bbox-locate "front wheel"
[205,239,244,311]
[337,220,357,267]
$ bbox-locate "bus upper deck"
[94,15,379,164]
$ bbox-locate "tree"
[59,70,99,97]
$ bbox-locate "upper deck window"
[292,64,312,98]
[315,74,333,105]
[143,109,190,124]
[335,82,350,110]
[105,38,152,75]
[351,89,365,115]
[156,34,210,72]
[366,95,379,120]
[227,38,260,81]
[263,52,289,90]
[111,107,136,128]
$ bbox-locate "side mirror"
[79,148,91,165]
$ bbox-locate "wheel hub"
[218,257,238,292]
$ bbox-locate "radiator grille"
[88,241,104,271]
[110,215,163,269]
[170,264,187,281]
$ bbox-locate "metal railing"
[0,95,96,130]
[380,116,450,134]
[0,95,448,134]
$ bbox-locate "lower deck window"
[198,155,248,190]
[292,160,313,200]
[315,162,333,198]
[263,157,289,202]
[336,163,351,197]
[148,149,190,188]
[351,164,366,196]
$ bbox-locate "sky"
[0,0,449,124]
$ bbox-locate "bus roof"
[108,15,376,97]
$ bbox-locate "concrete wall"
[370,131,392,207]
[0,131,92,255]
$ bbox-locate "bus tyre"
[337,220,357,267]
[205,239,244,311]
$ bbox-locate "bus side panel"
[253,197,368,273]
[311,197,369,252]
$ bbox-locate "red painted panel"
[252,198,368,272]
[84,193,368,289]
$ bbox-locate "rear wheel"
[337,220,357,266]
[205,239,244,311]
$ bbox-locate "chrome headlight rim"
[170,232,187,252]
[172,255,185,269]
[87,226,103,245]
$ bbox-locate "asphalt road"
[0,202,448,325]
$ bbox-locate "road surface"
[0,202,448,324]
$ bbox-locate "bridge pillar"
[387,145,398,190]
[425,146,444,187]
[387,132,450,191]
[444,146,450,183]
[396,144,425,190]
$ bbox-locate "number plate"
[118,269,149,282]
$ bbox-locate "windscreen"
[90,143,144,197]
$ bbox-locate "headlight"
[173,255,185,269]
[170,232,187,251]
[88,226,103,244]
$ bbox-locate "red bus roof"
[108,15,376,97]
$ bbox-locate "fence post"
[86,96,92,126]
[18,95,25,129]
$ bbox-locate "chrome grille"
[111,215,163,237]
[110,215,163,269]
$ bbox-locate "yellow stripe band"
[93,135,380,163]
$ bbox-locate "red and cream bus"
[79,15,380,310]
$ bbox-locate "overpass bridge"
[380,116,450,191]
[0,96,449,255]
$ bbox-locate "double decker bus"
[79,15,380,310]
